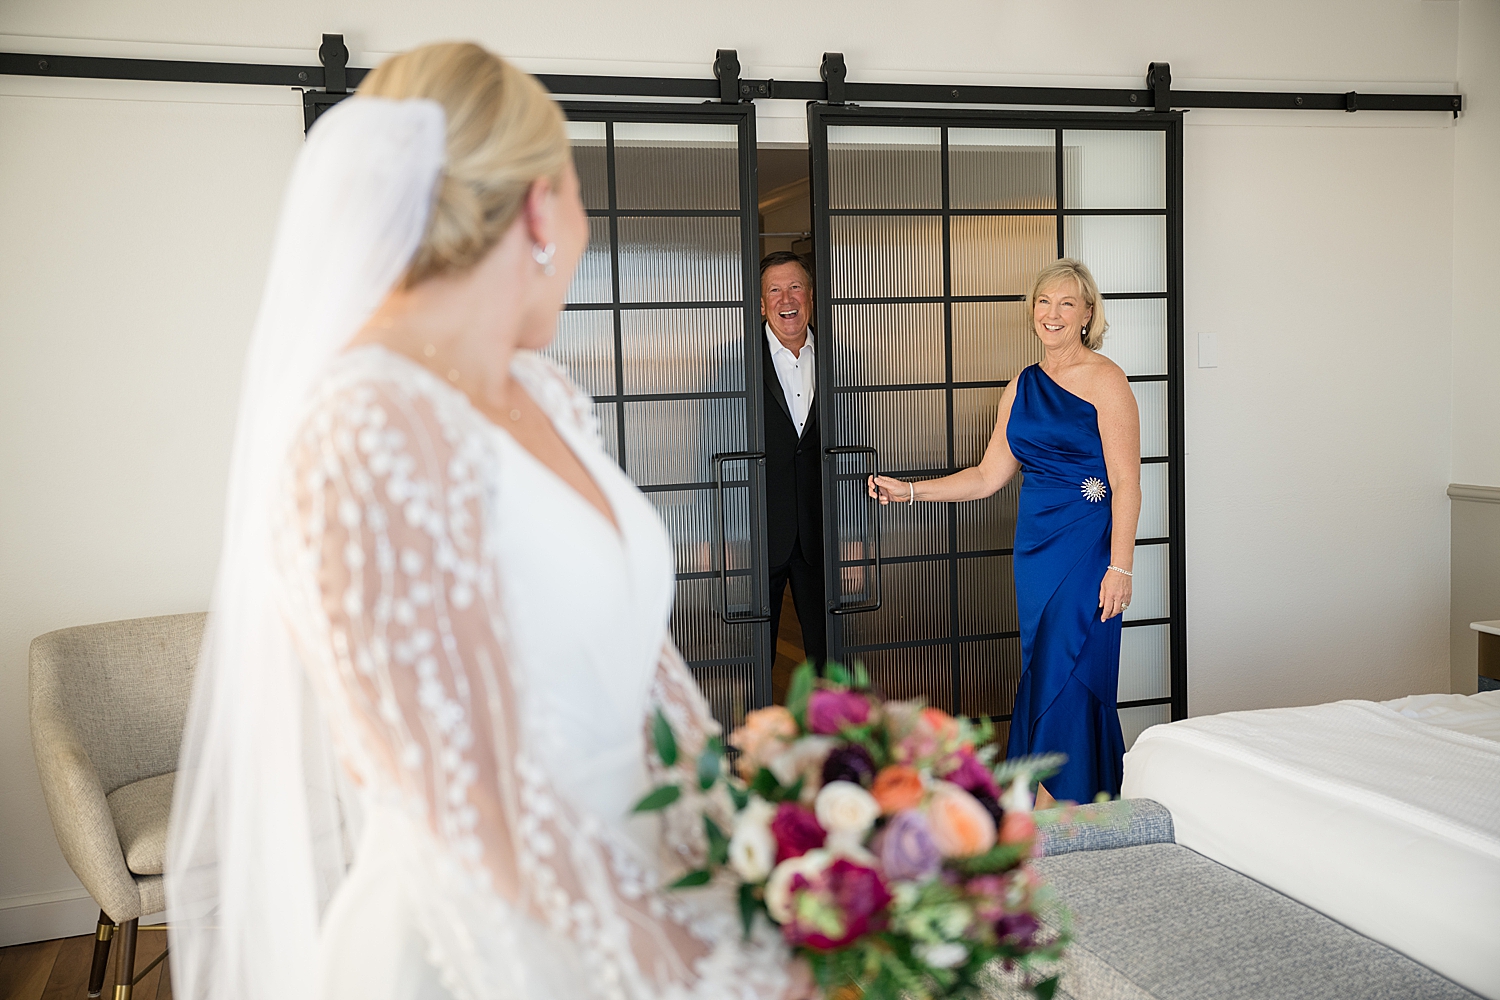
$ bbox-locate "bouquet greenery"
[636,663,1070,999]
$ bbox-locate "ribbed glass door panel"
[811,106,1184,739]
[1062,130,1166,210]
[827,126,942,208]
[548,105,768,736]
[1062,215,1168,293]
[613,122,739,209]
[1097,298,1168,376]
[948,128,1055,209]
[829,217,944,299]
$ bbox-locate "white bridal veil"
[165,96,446,1000]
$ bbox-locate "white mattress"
[1122,692,1500,999]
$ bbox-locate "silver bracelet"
[1107,565,1133,577]
[909,481,916,503]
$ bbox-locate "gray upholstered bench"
[1032,800,1480,1000]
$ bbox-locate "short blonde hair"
[1028,258,1108,350]
[359,42,570,287]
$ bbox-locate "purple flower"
[966,874,1008,922]
[782,858,893,951]
[807,689,872,735]
[996,911,1040,948]
[944,750,1001,802]
[876,809,943,882]
[821,743,877,787]
[770,802,827,862]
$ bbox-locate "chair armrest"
[1037,798,1176,857]
[29,707,142,921]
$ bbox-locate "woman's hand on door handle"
[867,474,913,505]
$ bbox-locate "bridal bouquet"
[636,663,1069,1000]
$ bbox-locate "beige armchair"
[29,612,205,999]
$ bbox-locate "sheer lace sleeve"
[275,361,788,1000]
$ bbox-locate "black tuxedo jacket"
[763,336,823,567]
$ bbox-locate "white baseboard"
[1449,483,1500,504]
[0,886,166,947]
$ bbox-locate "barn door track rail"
[1,35,1463,130]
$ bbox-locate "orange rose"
[921,707,960,743]
[871,765,925,814]
[926,782,997,857]
[729,705,798,777]
[999,809,1037,847]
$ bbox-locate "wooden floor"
[0,928,171,1000]
[770,586,806,704]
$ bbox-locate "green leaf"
[1032,975,1061,1000]
[749,767,781,800]
[992,752,1067,786]
[737,882,760,939]
[697,745,721,791]
[727,782,749,811]
[826,661,852,687]
[652,709,678,768]
[669,869,712,888]
[632,784,681,813]
[787,662,816,728]
[704,816,730,866]
[852,661,871,690]
[953,842,1029,874]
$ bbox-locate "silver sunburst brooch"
[1081,477,1107,502]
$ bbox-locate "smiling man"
[759,250,825,668]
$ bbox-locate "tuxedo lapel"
[763,338,793,423]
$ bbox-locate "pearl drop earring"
[532,242,557,277]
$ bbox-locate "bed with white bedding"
[1120,691,1500,999]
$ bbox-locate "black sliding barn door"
[548,103,772,733]
[808,105,1185,747]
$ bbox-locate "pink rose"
[806,689,872,735]
[770,802,827,862]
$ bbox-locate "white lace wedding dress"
[272,345,790,1000]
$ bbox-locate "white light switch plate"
[1197,329,1218,368]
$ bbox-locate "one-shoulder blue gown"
[1003,364,1125,802]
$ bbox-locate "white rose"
[824,830,877,866]
[763,849,830,923]
[738,795,777,828]
[814,780,880,837]
[728,820,777,882]
[768,735,837,789]
[1000,769,1034,814]
[915,941,969,969]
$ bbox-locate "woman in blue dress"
[868,258,1140,804]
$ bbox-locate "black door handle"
[825,445,882,615]
[711,451,771,624]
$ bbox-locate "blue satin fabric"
[1003,364,1124,802]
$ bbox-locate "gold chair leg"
[112,918,138,1000]
[87,910,115,999]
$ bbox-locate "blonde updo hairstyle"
[359,42,571,288]
[1028,258,1108,351]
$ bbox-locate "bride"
[166,42,814,1000]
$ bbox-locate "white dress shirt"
[765,324,815,438]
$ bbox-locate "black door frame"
[561,101,776,715]
[807,103,1187,723]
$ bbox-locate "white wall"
[1182,118,1455,714]
[1449,0,1500,693]
[0,85,303,942]
[0,0,1476,944]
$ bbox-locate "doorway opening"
[758,144,813,703]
